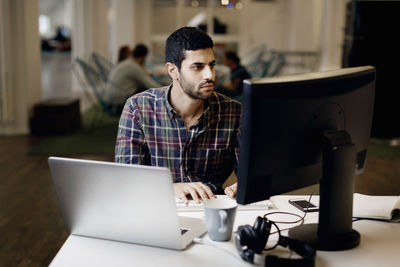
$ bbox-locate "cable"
[193,237,244,262]
[261,189,319,251]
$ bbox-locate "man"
[104,44,161,114]
[115,27,240,203]
[217,51,251,99]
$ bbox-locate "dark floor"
[0,135,113,267]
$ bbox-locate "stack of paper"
[353,193,400,222]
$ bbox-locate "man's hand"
[224,182,237,199]
[173,182,215,204]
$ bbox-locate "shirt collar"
[163,84,176,120]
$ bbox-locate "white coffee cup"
[203,198,237,241]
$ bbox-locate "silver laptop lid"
[48,156,184,249]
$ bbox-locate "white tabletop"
[50,195,400,267]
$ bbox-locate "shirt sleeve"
[205,181,224,195]
[204,101,241,193]
[205,118,241,194]
[115,99,150,165]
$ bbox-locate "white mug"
[203,198,237,241]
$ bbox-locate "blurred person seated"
[216,51,251,100]
[104,44,161,115]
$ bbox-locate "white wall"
[70,0,109,93]
[134,0,152,46]
[108,0,136,63]
[239,0,322,54]
[0,0,41,135]
[319,0,347,71]
[90,0,109,59]
[47,1,71,36]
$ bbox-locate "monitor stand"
[288,130,360,251]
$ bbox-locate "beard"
[179,73,214,101]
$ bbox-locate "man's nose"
[203,66,215,80]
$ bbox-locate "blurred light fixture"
[235,2,243,9]
[221,0,229,5]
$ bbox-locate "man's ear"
[166,62,179,81]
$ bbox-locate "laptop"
[48,156,207,250]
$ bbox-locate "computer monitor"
[236,66,376,251]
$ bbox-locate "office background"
[0,0,399,266]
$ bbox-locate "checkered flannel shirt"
[115,85,241,193]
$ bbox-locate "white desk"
[50,196,400,267]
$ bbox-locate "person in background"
[104,44,161,115]
[117,45,131,63]
[115,27,240,203]
[216,51,251,99]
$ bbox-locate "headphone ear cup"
[251,217,271,254]
[242,225,258,246]
[235,225,257,263]
[253,216,264,232]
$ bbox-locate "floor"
[0,135,112,267]
[0,52,400,266]
[41,52,73,100]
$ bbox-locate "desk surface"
[50,195,400,267]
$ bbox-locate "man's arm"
[115,100,150,164]
[224,182,237,199]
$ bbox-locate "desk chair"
[72,58,122,131]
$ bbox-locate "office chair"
[72,57,122,131]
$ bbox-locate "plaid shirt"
[115,85,241,193]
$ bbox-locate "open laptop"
[48,156,207,250]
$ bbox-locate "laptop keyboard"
[175,195,274,212]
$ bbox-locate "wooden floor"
[0,135,113,267]
[0,135,399,266]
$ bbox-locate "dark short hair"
[133,44,148,58]
[225,51,240,65]
[165,27,214,70]
[117,45,131,63]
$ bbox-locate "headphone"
[234,216,316,267]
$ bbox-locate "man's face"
[178,48,216,100]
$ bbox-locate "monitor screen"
[236,66,376,250]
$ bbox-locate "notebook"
[353,193,400,222]
[48,156,207,250]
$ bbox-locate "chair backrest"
[89,52,113,82]
[263,50,286,77]
[244,48,285,78]
[71,59,97,107]
[74,57,115,115]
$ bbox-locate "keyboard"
[176,195,274,212]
